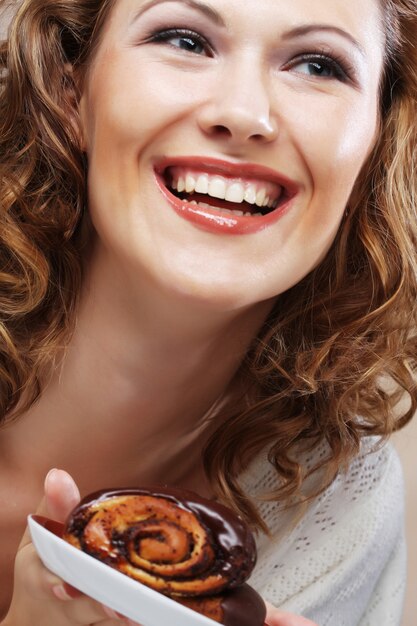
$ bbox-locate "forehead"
[103,0,385,40]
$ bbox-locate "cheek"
[81,55,208,154]
[306,98,378,202]
[278,102,378,274]
[331,108,377,175]
[282,97,379,265]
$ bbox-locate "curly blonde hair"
[1,0,417,529]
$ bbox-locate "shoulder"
[244,440,405,625]
[243,437,403,538]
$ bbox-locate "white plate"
[28,515,219,626]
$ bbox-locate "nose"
[197,60,278,146]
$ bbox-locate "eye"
[146,28,213,57]
[288,54,351,82]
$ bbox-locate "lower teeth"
[189,200,262,217]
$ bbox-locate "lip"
[154,156,299,235]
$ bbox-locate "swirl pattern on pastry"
[63,487,257,598]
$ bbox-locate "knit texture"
[243,440,405,626]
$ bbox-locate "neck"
[3,244,274,496]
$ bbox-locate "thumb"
[20,469,80,549]
[40,468,81,521]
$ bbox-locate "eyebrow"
[281,24,366,57]
[132,0,225,27]
[132,4,366,57]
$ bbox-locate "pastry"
[63,486,266,626]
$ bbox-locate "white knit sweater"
[242,440,405,626]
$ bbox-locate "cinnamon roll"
[63,487,266,626]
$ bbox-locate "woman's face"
[79,0,385,310]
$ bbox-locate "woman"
[0,0,416,624]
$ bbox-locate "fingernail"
[45,468,59,486]
[45,468,80,502]
[52,584,71,601]
[63,582,82,599]
[60,472,80,501]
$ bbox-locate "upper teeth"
[169,168,282,209]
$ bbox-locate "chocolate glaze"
[177,584,266,626]
[221,584,266,626]
[65,487,266,626]
[66,486,257,586]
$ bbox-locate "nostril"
[204,123,276,143]
[211,125,233,137]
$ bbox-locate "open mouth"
[161,166,289,217]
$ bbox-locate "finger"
[20,468,80,549]
[19,546,89,608]
[264,602,318,626]
[50,590,127,624]
[13,532,140,626]
[52,583,83,601]
[17,544,65,599]
[15,550,124,624]
[16,468,81,606]
[13,543,80,602]
[44,468,80,521]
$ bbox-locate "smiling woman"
[0,0,416,625]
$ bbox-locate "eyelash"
[146,28,213,56]
[286,51,354,82]
[145,28,354,82]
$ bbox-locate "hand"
[2,469,140,626]
[265,601,318,626]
